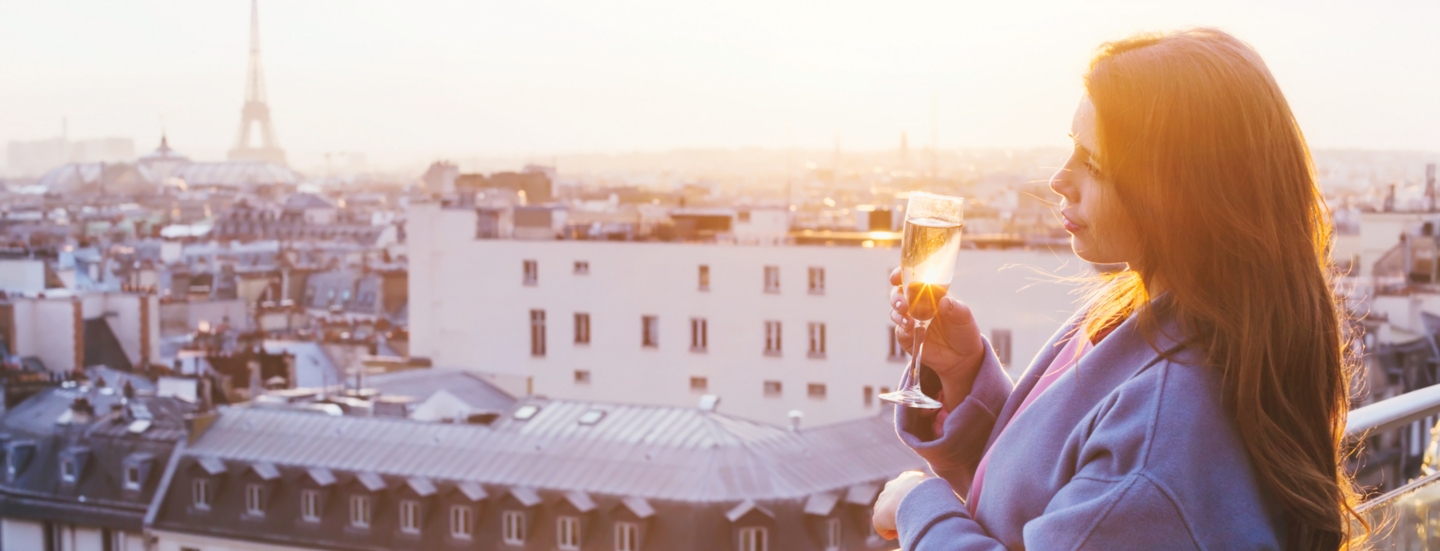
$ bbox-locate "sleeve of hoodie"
[893,335,1014,496]
[890,361,1247,551]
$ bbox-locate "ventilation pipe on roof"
[698,394,719,412]
[788,410,803,432]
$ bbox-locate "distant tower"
[228,0,287,166]
[898,132,909,168]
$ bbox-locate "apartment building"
[408,201,1081,426]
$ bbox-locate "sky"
[2,0,1438,167]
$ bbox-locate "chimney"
[70,396,95,424]
[788,409,803,432]
[199,376,213,412]
[1428,163,1437,213]
[248,360,261,400]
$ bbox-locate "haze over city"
[3,0,1439,174]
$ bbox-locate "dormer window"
[825,517,843,550]
[502,510,527,545]
[124,466,141,490]
[738,527,768,551]
[450,505,475,540]
[350,494,373,528]
[192,478,213,510]
[245,483,266,516]
[615,522,640,551]
[400,499,421,534]
[301,490,322,522]
[60,458,77,483]
[557,515,581,550]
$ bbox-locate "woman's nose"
[1049,167,1077,203]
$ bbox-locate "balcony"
[1350,384,1440,548]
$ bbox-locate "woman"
[871,29,1363,550]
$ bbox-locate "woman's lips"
[1061,212,1085,233]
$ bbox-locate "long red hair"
[1081,29,1363,549]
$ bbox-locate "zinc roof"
[183,398,922,503]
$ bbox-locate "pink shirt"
[964,331,1093,515]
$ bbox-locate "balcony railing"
[1349,384,1440,549]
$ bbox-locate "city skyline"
[3,0,1439,169]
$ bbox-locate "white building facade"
[408,201,1083,426]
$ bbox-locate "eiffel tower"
[228,0,287,166]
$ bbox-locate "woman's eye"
[1084,161,1102,179]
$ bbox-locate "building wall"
[158,300,251,338]
[79,293,158,368]
[0,259,47,293]
[1359,211,1440,276]
[154,530,317,551]
[1,518,45,550]
[11,296,80,371]
[409,202,1082,426]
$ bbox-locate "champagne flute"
[880,192,965,409]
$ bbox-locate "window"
[864,385,874,407]
[691,318,708,351]
[763,266,780,293]
[301,490,322,522]
[880,386,891,396]
[574,261,589,275]
[523,260,538,285]
[350,495,372,528]
[557,515,581,550]
[530,310,547,357]
[192,478,212,510]
[575,370,592,384]
[616,521,640,551]
[60,458,76,483]
[738,526,768,551]
[764,381,782,397]
[764,321,782,355]
[808,323,826,357]
[450,505,474,540]
[825,518,842,551]
[245,483,265,516]
[690,376,708,392]
[699,265,710,291]
[124,466,141,490]
[991,328,1013,366]
[888,328,906,361]
[503,510,527,545]
[642,316,659,348]
[808,267,825,294]
[574,313,591,345]
[400,500,420,534]
[738,210,752,222]
[808,383,827,400]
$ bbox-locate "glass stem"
[910,320,930,391]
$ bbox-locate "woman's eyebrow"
[1071,141,1095,163]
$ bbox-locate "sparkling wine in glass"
[880,192,964,409]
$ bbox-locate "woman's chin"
[1070,240,1125,266]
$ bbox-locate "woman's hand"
[889,267,986,409]
[872,471,930,540]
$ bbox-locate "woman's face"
[1050,97,1142,265]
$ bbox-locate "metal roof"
[180,398,923,504]
[305,467,335,487]
[364,367,515,413]
[404,476,436,497]
[171,161,300,188]
[803,491,840,516]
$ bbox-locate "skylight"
[513,405,540,420]
[578,409,606,425]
